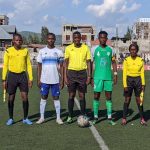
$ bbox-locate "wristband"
[114,72,117,75]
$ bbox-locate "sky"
[0,0,149,37]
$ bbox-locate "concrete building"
[133,18,150,40]
[132,18,150,52]
[0,15,9,25]
[0,25,17,49]
[0,15,17,50]
[62,24,96,46]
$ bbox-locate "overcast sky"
[0,0,149,37]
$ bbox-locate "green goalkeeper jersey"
[92,45,115,80]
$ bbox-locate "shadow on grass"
[92,108,134,124]
[27,109,66,122]
[144,110,150,121]
[113,108,134,122]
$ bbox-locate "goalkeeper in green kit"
[91,31,117,125]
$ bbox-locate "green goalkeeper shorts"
[94,79,113,92]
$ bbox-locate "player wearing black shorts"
[122,43,146,125]
[64,31,91,123]
[2,34,33,126]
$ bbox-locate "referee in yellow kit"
[2,34,33,125]
[64,31,91,123]
[122,43,146,125]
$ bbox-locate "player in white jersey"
[36,33,64,124]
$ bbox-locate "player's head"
[47,33,56,47]
[12,33,23,49]
[98,31,108,46]
[129,43,139,57]
[73,31,81,47]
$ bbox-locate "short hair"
[99,31,108,37]
[129,43,139,52]
[47,32,56,39]
[13,33,22,39]
[73,31,81,36]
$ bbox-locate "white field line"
[74,97,109,150]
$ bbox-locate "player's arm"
[64,47,69,85]
[37,63,42,88]
[140,59,145,91]
[58,52,64,89]
[86,59,91,85]
[123,59,127,91]
[86,46,92,85]
[26,50,33,88]
[59,61,64,89]
[64,58,69,85]
[2,50,9,90]
[112,56,117,85]
[36,50,42,88]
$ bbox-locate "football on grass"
[77,115,89,127]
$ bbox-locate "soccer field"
[0,69,150,150]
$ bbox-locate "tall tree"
[41,26,49,44]
[32,33,40,44]
[22,36,28,45]
[28,34,34,44]
[124,26,133,41]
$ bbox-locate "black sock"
[23,100,29,119]
[80,99,86,115]
[68,98,74,117]
[137,103,144,119]
[123,102,128,119]
[8,100,14,119]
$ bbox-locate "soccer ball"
[77,115,89,127]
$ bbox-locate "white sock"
[54,100,61,120]
[40,99,47,119]
[108,114,112,119]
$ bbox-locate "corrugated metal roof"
[0,25,16,33]
[0,26,12,39]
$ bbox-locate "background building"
[0,15,9,25]
[133,18,150,40]
[62,24,96,46]
[0,15,17,50]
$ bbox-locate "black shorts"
[67,69,87,93]
[124,76,142,97]
[7,71,28,94]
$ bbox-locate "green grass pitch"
[0,69,150,150]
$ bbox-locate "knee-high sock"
[80,99,86,115]
[137,104,144,119]
[40,99,47,119]
[93,100,100,118]
[68,98,74,117]
[8,100,14,119]
[23,100,29,119]
[106,100,112,119]
[123,102,128,119]
[54,100,61,119]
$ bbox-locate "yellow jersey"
[65,43,91,71]
[123,56,145,87]
[2,46,33,81]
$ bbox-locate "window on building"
[91,35,94,41]
[66,35,70,40]
[144,33,148,39]
[82,35,87,41]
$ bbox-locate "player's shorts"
[124,76,142,97]
[94,79,113,92]
[40,83,60,97]
[67,69,87,93]
[7,71,28,94]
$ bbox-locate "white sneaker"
[36,118,45,124]
[56,118,63,125]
